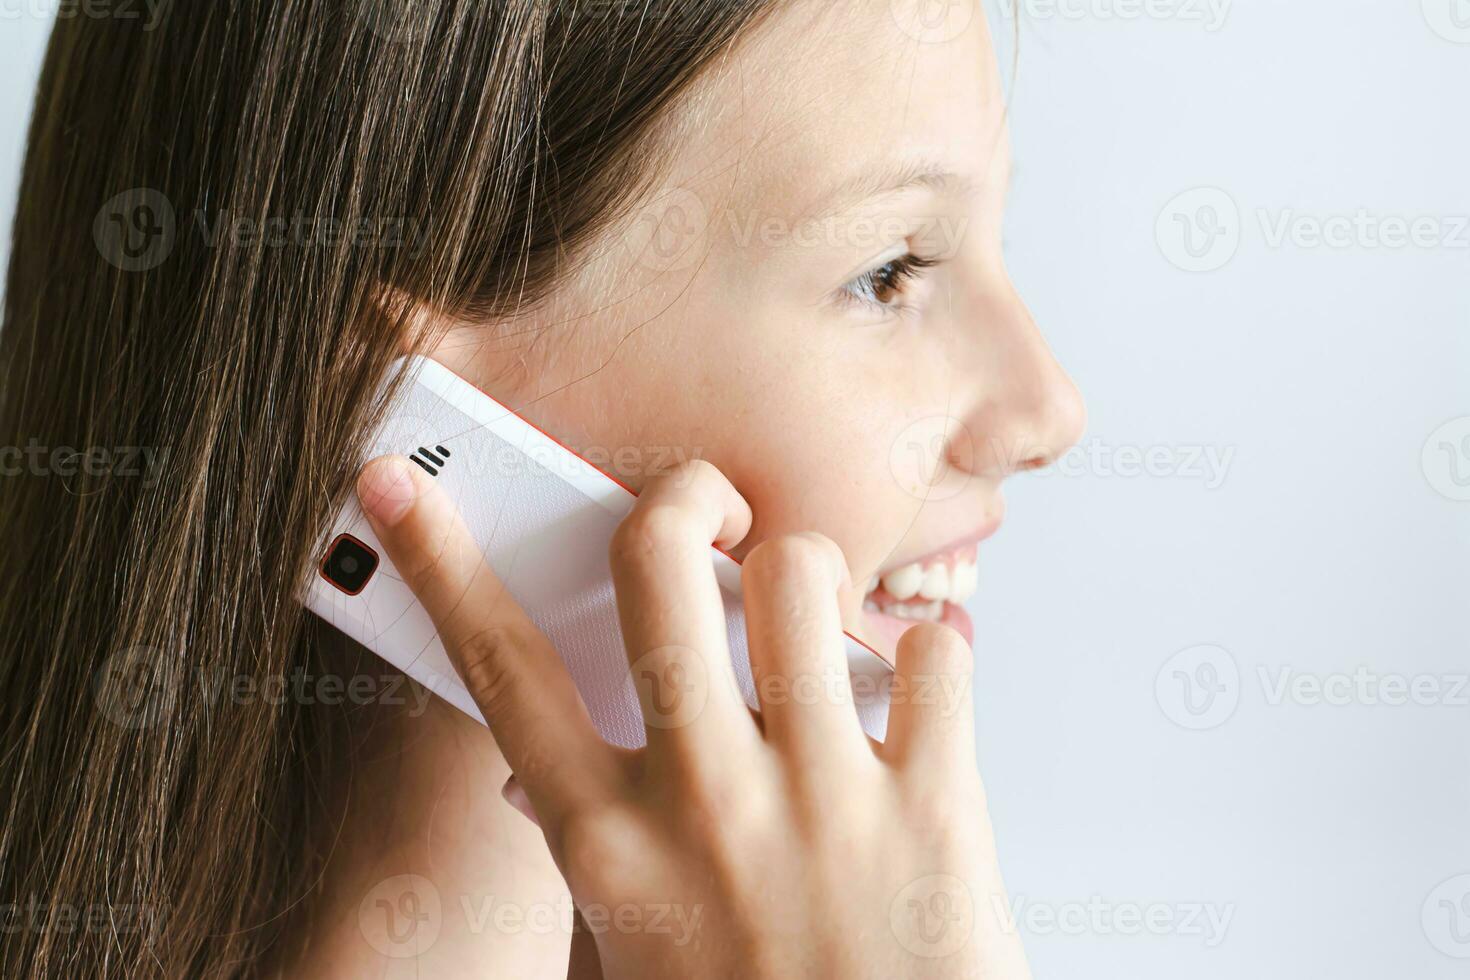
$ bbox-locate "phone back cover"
[305,358,892,747]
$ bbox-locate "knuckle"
[609,502,694,568]
[398,530,473,597]
[743,533,840,588]
[681,760,766,828]
[653,456,722,493]
[456,625,524,716]
[554,806,642,889]
[401,546,449,594]
[905,782,962,832]
[674,456,721,485]
[905,776,988,849]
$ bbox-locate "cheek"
[668,310,931,567]
[507,288,925,571]
[699,383,920,576]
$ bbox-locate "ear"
[371,284,446,357]
[372,283,543,403]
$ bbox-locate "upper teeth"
[875,558,978,604]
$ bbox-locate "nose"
[949,288,1086,478]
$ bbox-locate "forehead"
[657,0,1008,217]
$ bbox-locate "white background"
[1,2,1466,977]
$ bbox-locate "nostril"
[1017,452,1051,472]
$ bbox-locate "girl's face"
[432,0,1084,662]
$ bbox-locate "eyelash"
[837,253,941,314]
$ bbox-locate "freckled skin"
[435,0,1083,661]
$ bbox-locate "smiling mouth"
[858,530,993,650]
[863,541,978,619]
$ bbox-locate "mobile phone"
[304,356,892,747]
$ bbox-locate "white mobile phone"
[304,356,892,747]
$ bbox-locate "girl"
[0,0,1082,975]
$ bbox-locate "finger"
[740,532,869,765]
[568,907,605,980]
[878,622,976,773]
[500,775,539,827]
[358,454,614,818]
[608,459,759,761]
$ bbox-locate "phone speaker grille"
[409,445,451,476]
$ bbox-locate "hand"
[356,456,1031,979]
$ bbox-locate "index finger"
[357,454,616,820]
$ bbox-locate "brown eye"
[839,253,940,311]
[870,264,904,304]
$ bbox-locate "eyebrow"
[801,158,976,222]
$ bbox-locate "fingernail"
[501,775,539,827]
[357,456,419,526]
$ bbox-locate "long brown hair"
[0,1,776,975]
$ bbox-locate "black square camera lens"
[320,534,379,595]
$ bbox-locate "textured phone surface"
[305,357,891,747]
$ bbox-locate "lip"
[859,599,975,660]
[850,513,1001,662]
[868,514,1003,581]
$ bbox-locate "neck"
[284,675,572,977]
